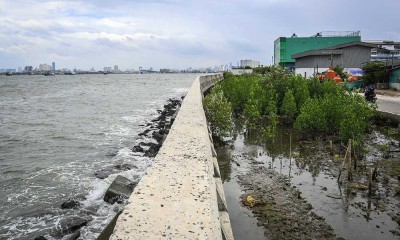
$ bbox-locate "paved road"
[376,95,400,115]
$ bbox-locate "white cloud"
[0,0,399,70]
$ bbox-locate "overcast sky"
[1,0,399,71]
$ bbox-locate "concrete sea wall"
[110,73,233,239]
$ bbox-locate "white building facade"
[39,64,51,71]
[240,59,260,68]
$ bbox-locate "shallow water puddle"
[216,135,266,240]
[218,127,400,240]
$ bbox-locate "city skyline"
[0,61,235,73]
[1,0,399,70]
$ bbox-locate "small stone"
[61,230,80,240]
[34,237,47,240]
[132,145,144,152]
[61,199,80,209]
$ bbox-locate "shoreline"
[32,96,185,240]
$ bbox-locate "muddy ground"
[216,124,400,240]
[239,167,338,240]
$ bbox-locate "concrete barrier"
[110,74,233,239]
[377,110,400,126]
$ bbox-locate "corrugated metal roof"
[292,42,376,59]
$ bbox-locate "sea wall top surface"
[110,74,224,239]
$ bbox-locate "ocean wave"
[0,74,194,239]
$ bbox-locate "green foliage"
[294,99,328,134]
[219,70,278,138]
[362,61,386,85]
[307,77,324,98]
[293,74,374,143]
[203,84,232,139]
[281,89,297,123]
[253,66,272,75]
[223,71,234,79]
[338,93,374,143]
[261,66,292,113]
[221,74,261,113]
[320,94,344,133]
[333,65,346,79]
[295,90,374,143]
[291,75,310,112]
[321,79,343,96]
[243,83,264,129]
[206,65,375,146]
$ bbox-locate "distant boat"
[5,72,12,76]
[43,71,55,76]
[103,72,108,75]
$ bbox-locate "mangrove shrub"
[362,61,386,85]
[294,98,328,134]
[205,67,375,144]
[281,89,297,124]
[203,84,232,139]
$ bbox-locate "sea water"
[0,73,198,239]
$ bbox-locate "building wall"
[274,36,361,67]
[295,54,342,69]
[295,67,329,78]
[295,45,372,69]
[390,68,400,90]
[229,69,253,75]
[341,46,371,67]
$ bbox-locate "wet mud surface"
[216,126,400,240]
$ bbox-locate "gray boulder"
[61,199,80,209]
[61,230,80,240]
[104,175,137,204]
[58,217,89,235]
[34,237,47,240]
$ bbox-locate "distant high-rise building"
[39,63,51,71]
[240,59,260,68]
[24,66,33,72]
[114,65,119,72]
[52,62,55,71]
